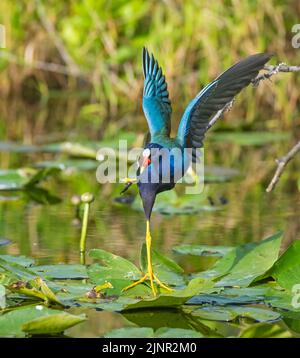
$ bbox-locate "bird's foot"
[122,271,173,297]
[121,177,137,184]
[120,177,137,194]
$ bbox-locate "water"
[0,100,299,337]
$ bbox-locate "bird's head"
[137,143,176,219]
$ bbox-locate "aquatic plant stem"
[79,193,94,265]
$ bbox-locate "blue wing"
[177,53,271,158]
[142,47,172,138]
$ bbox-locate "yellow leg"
[122,221,173,296]
[189,166,199,186]
[146,220,156,296]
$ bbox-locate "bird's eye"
[140,148,151,167]
[143,148,151,158]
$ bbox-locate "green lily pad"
[104,327,154,338]
[0,257,38,280]
[0,255,34,267]
[269,240,300,290]
[41,142,97,158]
[173,244,234,257]
[80,296,140,312]
[190,306,237,321]
[35,159,98,171]
[190,305,280,322]
[89,249,141,280]
[187,293,263,306]
[154,327,203,338]
[281,311,300,333]
[0,305,85,337]
[88,249,142,295]
[54,282,94,301]
[104,326,202,338]
[0,169,34,190]
[32,264,88,280]
[22,312,86,335]
[196,232,282,286]
[0,167,60,191]
[0,141,40,153]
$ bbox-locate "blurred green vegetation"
[0,0,299,143]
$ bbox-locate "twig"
[207,62,300,130]
[252,63,300,86]
[0,51,84,77]
[266,141,300,192]
[206,99,235,130]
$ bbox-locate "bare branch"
[266,141,300,192]
[0,51,85,77]
[206,99,234,131]
[207,62,300,130]
[252,63,300,86]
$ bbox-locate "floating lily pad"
[155,327,203,338]
[32,264,88,280]
[22,312,86,335]
[0,167,60,191]
[190,305,281,322]
[269,240,300,290]
[0,305,85,337]
[35,159,98,171]
[41,142,97,158]
[215,232,282,287]
[187,293,263,306]
[173,244,234,257]
[194,232,282,286]
[0,169,34,190]
[104,326,202,338]
[0,255,34,267]
[88,249,143,295]
[0,257,38,280]
[104,326,154,338]
[0,141,40,153]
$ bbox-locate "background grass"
[0,0,299,141]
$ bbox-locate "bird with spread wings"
[121,48,271,296]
